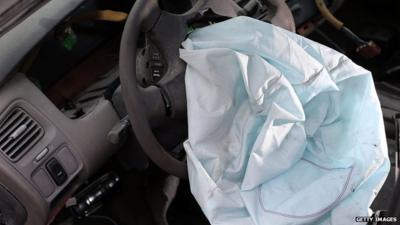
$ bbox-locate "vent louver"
[0,108,44,161]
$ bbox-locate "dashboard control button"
[46,158,68,186]
[35,148,49,162]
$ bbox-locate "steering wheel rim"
[119,0,295,178]
[119,0,204,178]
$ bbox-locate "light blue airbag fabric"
[180,17,390,225]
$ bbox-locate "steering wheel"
[119,0,295,178]
[119,0,205,178]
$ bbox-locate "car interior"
[0,0,399,225]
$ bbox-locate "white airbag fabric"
[180,17,389,225]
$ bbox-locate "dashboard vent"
[0,108,44,161]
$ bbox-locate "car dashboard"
[0,0,343,224]
[0,0,49,36]
[0,1,120,224]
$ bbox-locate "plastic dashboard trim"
[0,0,86,85]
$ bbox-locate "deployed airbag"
[180,17,390,225]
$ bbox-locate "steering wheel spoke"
[119,0,194,178]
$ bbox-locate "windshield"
[0,0,47,35]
